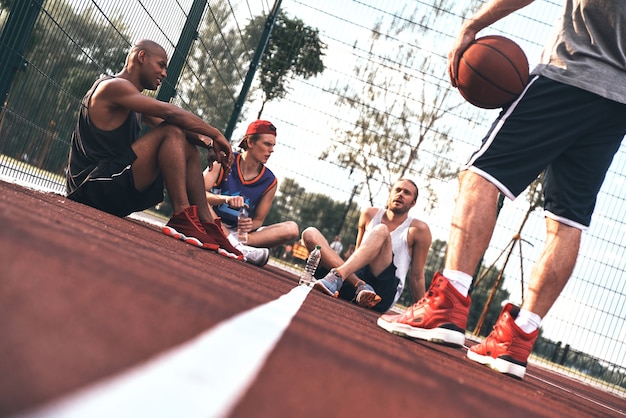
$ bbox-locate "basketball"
[456,35,529,109]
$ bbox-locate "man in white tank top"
[301,179,432,313]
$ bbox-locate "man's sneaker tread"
[355,283,381,308]
[162,206,219,251]
[241,246,270,266]
[313,269,343,297]
[217,248,244,260]
[202,221,244,259]
[377,317,466,346]
[313,278,339,297]
[466,303,538,379]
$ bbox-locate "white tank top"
[363,208,412,303]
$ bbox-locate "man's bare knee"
[158,122,186,137]
[285,221,299,241]
[302,226,322,248]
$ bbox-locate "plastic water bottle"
[237,205,249,243]
[299,245,321,286]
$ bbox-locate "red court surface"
[1,179,624,417]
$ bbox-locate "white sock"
[227,233,240,247]
[442,269,472,297]
[515,309,542,334]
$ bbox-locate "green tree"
[244,10,326,118]
[467,265,511,337]
[181,0,249,131]
[266,177,360,246]
[321,1,467,208]
[0,0,130,173]
[0,0,13,14]
[265,177,305,228]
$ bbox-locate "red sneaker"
[467,303,538,379]
[162,206,219,251]
[201,220,244,260]
[377,272,470,346]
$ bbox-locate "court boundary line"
[526,372,626,416]
[15,286,311,418]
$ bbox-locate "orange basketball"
[456,35,529,109]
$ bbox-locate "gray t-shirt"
[532,0,626,104]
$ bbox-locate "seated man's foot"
[162,206,219,251]
[201,220,244,260]
[355,282,381,308]
[238,244,270,267]
[313,268,343,297]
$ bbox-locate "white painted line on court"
[526,372,626,416]
[17,285,312,418]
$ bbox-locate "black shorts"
[68,147,164,217]
[467,76,626,229]
[315,263,400,313]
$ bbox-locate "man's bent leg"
[340,224,393,287]
[247,221,300,248]
[301,227,342,269]
[131,124,183,197]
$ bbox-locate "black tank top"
[66,76,141,194]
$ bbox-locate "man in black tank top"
[65,39,244,259]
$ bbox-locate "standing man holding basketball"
[378,0,626,379]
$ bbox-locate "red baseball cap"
[239,120,277,149]
[245,120,277,136]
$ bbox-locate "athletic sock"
[227,232,239,247]
[333,267,345,280]
[515,309,542,334]
[442,269,472,297]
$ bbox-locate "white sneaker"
[238,244,270,266]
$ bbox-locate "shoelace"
[328,270,342,284]
[412,277,445,307]
[188,213,207,233]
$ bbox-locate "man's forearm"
[462,0,535,34]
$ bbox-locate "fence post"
[0,0,41,106]
[156,0,207,103]
[224,0,282,140]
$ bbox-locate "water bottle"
[237,205,249,243]
[299,245,321,286]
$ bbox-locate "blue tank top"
[211,152,277,227]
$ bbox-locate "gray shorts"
[466,76,626,229]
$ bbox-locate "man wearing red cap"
[203,120,299,266]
